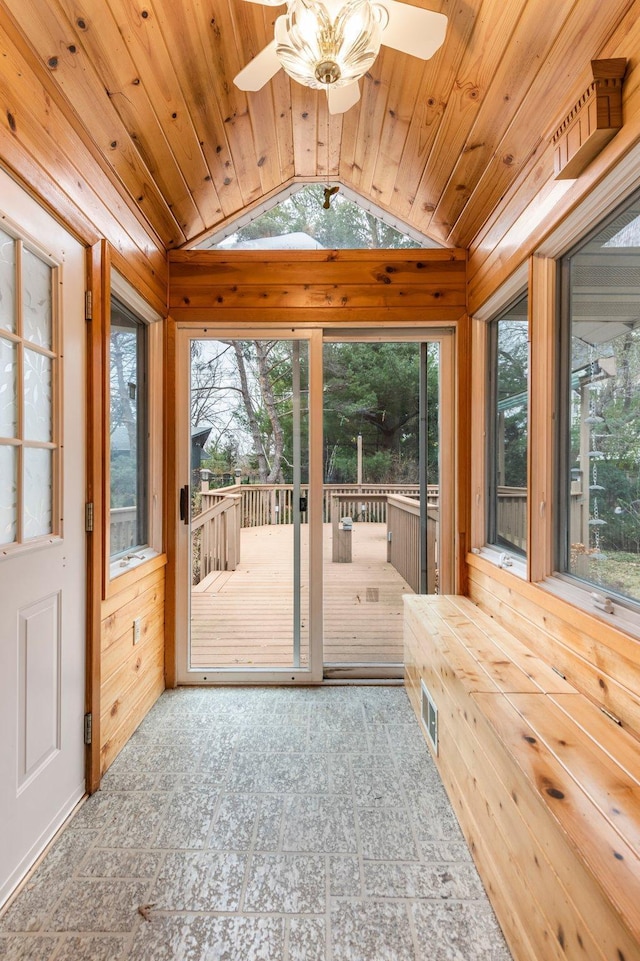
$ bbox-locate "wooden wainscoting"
[467,554,640,738]
[99,555,167,777]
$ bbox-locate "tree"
[322,342,438,484]
[496,319,528,488]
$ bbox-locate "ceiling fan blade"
[326,81,361,115]
[379,1,447,61]
[233,39,281,91]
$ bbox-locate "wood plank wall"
[0,17,169,786]
[100,557,167,776]
[169,248,467,326]
[0,7,167,315]
[464,8,640,752]
[467,556,640,739]
[467,2,640,314]
[166,247,468,683]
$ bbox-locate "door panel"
[0,169,86,906]
[321,338,446,676]
[176,327,453,684]
[181,334,319,682]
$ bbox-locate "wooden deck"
[190,523,413,668]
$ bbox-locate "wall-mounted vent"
[420,679,438,755]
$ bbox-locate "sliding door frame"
[171,322,456,685]
[321,327,456,681]
[174,325,324,686]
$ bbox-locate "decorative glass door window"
[0,227,58,549]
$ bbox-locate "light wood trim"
[453,317,469,593]
[169,306,466,326]
[85,240,104,794]
[470,316,488,549]
[164,315,178,689]
[308,328,324,682]
[528,255,556,583]
[109,246,167,322]
[97,247,112,603]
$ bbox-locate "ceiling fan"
[233,0,448,114]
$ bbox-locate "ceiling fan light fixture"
[275,0,388,89]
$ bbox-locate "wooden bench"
[404,594,640,961]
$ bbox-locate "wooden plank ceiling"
[2,0,635,252]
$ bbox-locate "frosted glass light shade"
[275,0,388,88]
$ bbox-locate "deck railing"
[201,483,438,526]
[191,494,241,584]
[110,506,138,554]
[193,483,441,589]
[386,494,438,593]
[496,487,527,552]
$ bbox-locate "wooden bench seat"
[404,594,640,961]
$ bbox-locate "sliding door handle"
[179,485,189,524]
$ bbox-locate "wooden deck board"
[190,523,412,667]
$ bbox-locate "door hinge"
[85,290,93,321]
[84,712,92,745]
[85,502,94,532]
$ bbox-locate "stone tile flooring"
[0,686,513,960]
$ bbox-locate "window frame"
[109,298,148,561]
[486,292,530,562]
[106,271,163,583]
[0,223,62,557]
[555,190,640,618]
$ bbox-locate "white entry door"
[0,169,86,906]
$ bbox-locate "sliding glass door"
[321,333,453,679]
[176,329,323,684]
[175,326,454,684]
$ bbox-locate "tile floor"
[0,686,513,960]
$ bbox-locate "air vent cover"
[420,679,438,754]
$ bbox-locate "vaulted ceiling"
[3,0,635,251]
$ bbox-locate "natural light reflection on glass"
[0,336,17,438]
[23,349,52,442]
[0,444,17,544]
[189,338,310,670]
[22,248,52,349]
[492,299,528,556]
[23,447,52,538]
[0,228,16,333]
[566,200,640,604]
[110,302,147,557]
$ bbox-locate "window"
[488,295,529,557]
[0,227,59,550]
[109,298,148,558]
[560,194,640,606]
[196,183,437,250]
